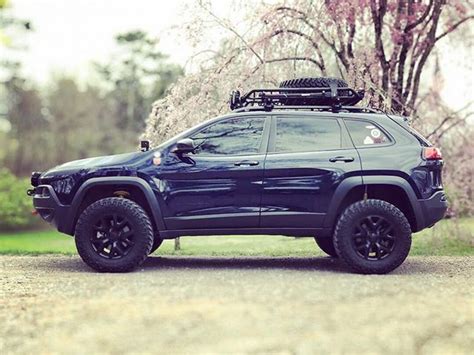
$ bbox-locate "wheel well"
[74,184,157,233]
[336,184,416,231]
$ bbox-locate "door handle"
[234,160,259,166]
[329,156,354,163]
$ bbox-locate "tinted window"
[345,120,391,146]
[275,117,341,152]
[191,117,264,155]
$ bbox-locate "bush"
[0,169,37,230]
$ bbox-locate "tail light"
[423,147,442,160]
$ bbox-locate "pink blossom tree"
[143,0,473,215]
[144,0,472,144]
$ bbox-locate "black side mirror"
[173,138,195,154]
[140,140,150,152]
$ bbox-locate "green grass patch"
[0,218,472,257]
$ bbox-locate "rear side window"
[345,120,391,147]
[275,117,341,152]
[191,116,265,155]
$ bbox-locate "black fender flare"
[323,175,423,232]
[63,177,166,235]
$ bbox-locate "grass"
[0,218,472,257]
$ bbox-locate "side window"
[275,117,341,152]
[345,120,391,147]
[191,117,265,155]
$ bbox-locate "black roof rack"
[229,85,367,113]
[233,105,379,114]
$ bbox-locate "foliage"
[144,0,473,144]
[2,72,49,176]
[0,168,36,229]
[0,0,31,47]
[440,126,474,216]
[0,30,182,176]
[96,30,182,136]
[143,0,473,216]
[0,218,472,256]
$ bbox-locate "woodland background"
[0,0,473,230]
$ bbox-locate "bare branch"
[435,15,474,42]
[370,0,389,90]
[265,56,324,67]
[406,1,444,110]
[198,1,264,64]
[405,0,434,31]
[426,101,474,139]
[436,112,474,140]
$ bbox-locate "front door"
[157,115,270,230]
[261,114,362,228]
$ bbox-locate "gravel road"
[1,255,473,354]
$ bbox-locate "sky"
[6,0,201,83]
[3,0,474,111]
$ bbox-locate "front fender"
[63,177,165,235]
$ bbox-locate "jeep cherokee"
[29,77,447,274]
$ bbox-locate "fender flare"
[323,175,423,231]
[63,177,165,235]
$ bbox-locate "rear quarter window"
[345,120,391,147]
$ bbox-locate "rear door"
[261,114,362,228]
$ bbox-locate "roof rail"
[233,105,380,114]
[229,85,366,112]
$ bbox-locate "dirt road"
[1,255,473,354]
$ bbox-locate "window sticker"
[363,136,374,144]
[153,151,161,165]
[370,129,381,138]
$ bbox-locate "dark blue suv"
[29,77,447,274]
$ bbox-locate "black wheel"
[279,77,348,88]
[149,234,163,254]
[75,197,154,272]
[333,199,412,274]
[314,236,338,257]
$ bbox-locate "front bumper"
[418,190,448,229]
[32,185,71,234]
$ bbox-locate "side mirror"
[173,138,195,154]
[140,140,150,152]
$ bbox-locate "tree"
[144,0,473,145]
[46,76,120,164]
[0,0,31,47]
[96,30,182,147]
[2,69,49,176]
[143,0,473,216]
[260,0,473,114]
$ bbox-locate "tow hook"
[26,188,36,196]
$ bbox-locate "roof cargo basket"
[229,80,366,113]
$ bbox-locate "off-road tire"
[149,234,163,254]
[279,77,348,88]
[334,199,412,274]
[75,197,154,272]
[314,236,338,257]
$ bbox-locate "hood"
[41,151,151,179]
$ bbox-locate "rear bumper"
[417,190,448,230]
[32,185,72,234]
